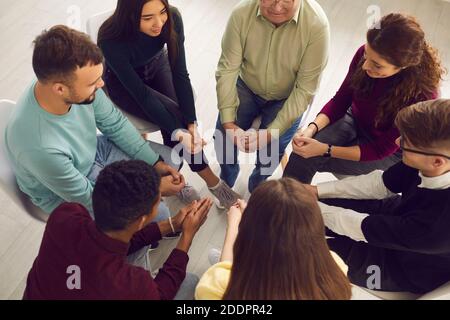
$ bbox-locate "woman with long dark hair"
[284,13,445,183]
[195,178,356,300]
[98,0,239,209]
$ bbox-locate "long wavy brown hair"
[351,13,445,129]
[223,178,352,300]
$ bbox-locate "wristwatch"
[323,144,332,157]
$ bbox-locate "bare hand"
[171,200,199,232]
[223,122,246,149]
[227,199,247,226]
[176,124,206,154]
[153,161,182,183]
[189,123,206,152]
[160,174,186,196]
[292,136,328,158]
[182,198,213,238]
[292,126,316,149]
[240,130,272,153]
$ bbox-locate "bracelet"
[168,216,175,233]
[308,122,319,135]
[323,144,332,158]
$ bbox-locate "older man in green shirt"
[214,0,329,192]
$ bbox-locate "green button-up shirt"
[216,0,330,134]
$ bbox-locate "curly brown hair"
[351,13,446,129]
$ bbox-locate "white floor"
[0,0,449,300]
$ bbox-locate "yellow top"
[195,261,231,300]
[194,253,379,300]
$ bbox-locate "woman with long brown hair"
[284,13,445,183]
[195,178,355,300]
[98,0,239,209]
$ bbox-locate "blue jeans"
[214,78,302,192]
[86,135,181,221]
[86,135,182,270]
[87,135,183,181]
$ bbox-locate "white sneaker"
[209,180,240,210]
[177,183,201,203]
[208,248,222,265]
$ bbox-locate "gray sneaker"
[208,248,222,265]
[177,184,201,203]
[209,180,240,210]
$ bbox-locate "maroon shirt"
[320,45,438,161]
[23,203,188,300]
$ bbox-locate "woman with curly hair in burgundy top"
[284,13,445,183]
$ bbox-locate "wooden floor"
[0,0,449,299]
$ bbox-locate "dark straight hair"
[98,0,178,68]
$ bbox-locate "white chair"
[0,99,49,222]
[418,281,450,300]
[358,281,450,300]
[86,10,160,134]
[86,10,113,44]
[333,247,450,300]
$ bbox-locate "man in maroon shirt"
[23,160,212,300]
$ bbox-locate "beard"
[77,93,96,105]
[65,90,97,105]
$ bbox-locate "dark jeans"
[283,112,402,183]
[214,78,302,192]
[322,196,409,292]
[104,49,208,173]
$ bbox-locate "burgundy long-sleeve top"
[320,45,438,161]
[23,203,188,300]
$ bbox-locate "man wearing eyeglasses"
[306,99,450,295]
[215,0,330,193]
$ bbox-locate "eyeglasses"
[399,137,450,160]
[260,0,295,9]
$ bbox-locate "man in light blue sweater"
[5,25,197,217]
